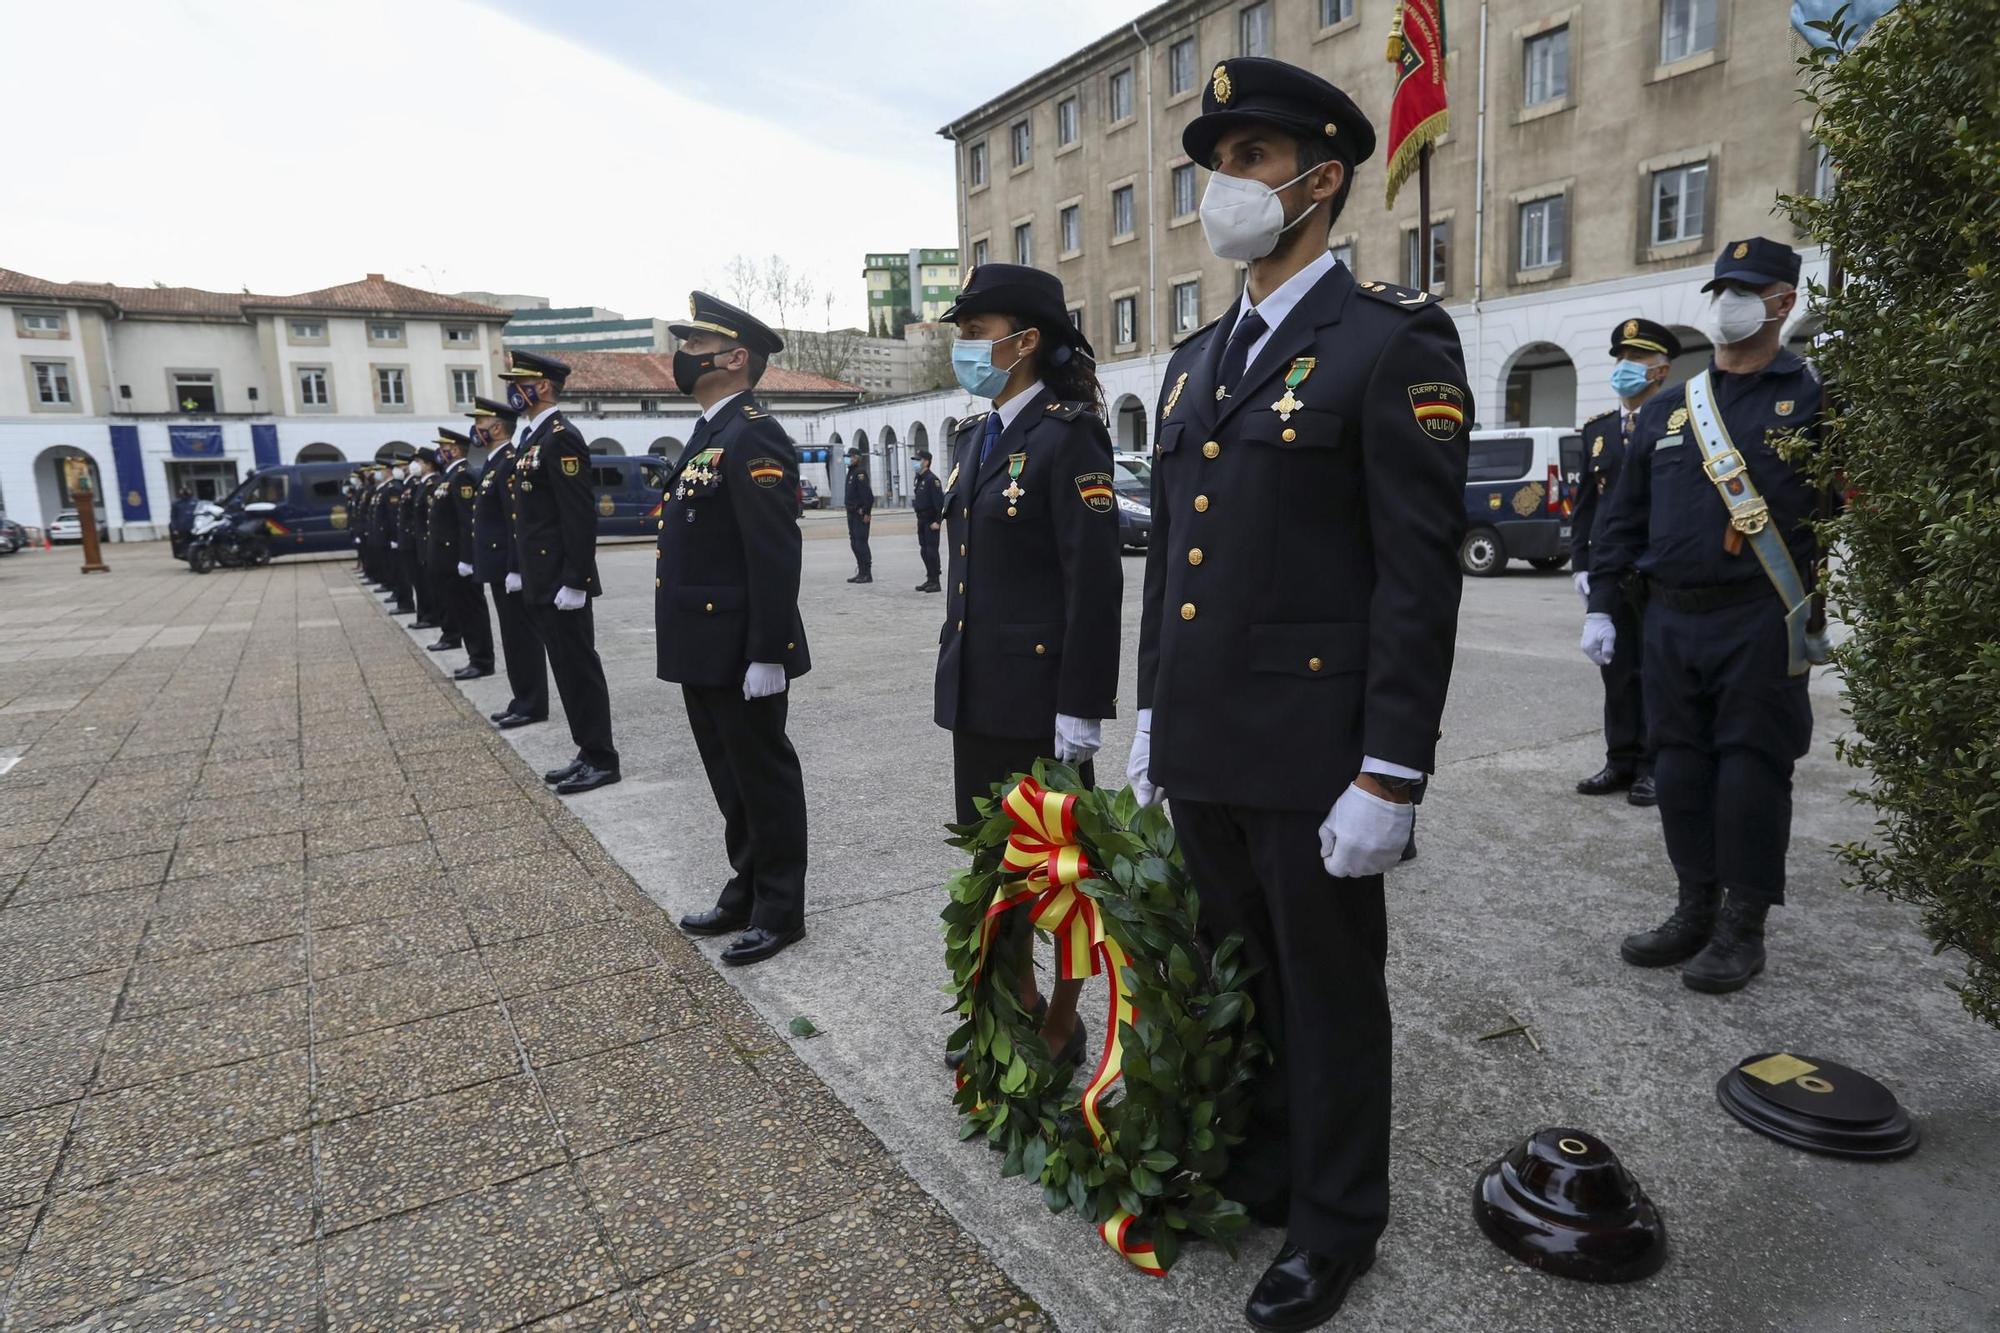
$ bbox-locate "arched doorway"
[1500,342,1577,428]
[880,426,901,502]
[1111,393,1148,454]
[33,445,105,530]
[376,441,414,463]
[589,437,625,455]
[910,421,930,466]
[296,443,344,463]
[648,436,684,463]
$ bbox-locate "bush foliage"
[1786,3,2000,1027]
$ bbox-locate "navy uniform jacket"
[913,469,945,524]
[426,462,470,566]
[1569,408,1632,574]
[933,388,1122,739]
[1138,268,1470,812]
[511,411,601,605]
[1587,350,1823,610]
[654,396,811,687]
[845,466,874,514]
[372,479,400,546]
[473,443,519,583]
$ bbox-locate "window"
[1171,163,1197,218]
[32,361,73,405]
[367,321,404,345]
[1651,162,1708,245]
[17,310,66,336]
[1067,306,1084,331]
[972,237,990,268]
[1172,280,1201,336]
[1111,185,1135,238]
[1319,0,1353,25]
[1467,436,1534,483]
[1169,37,1196,94]
[376,367,407,407]
[310,477,344,501]
[1057,97,1079,147]
[1329,241,1355,270]
[1115,295,1138,348]
[969,140,988,187]
[1240,1,1272,56]
[444,324,477,345]
[1060,205,1082,256]
[174,371,218,413]
[297,367,329,408]
[1014,222,1033,266]
[1524,26,1569,105]
[1660,0,1716,63]
[1109,68,1134,122]
[1011,119,1032,168]
[1405,220,1451,289]
[1812,142,1836,199]
[1519,196,1566,270]
[450,368,480,405]
[288,319,325,341]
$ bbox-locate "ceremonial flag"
[1384,0,1449,209]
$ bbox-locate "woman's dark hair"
[1005,315,1106,418]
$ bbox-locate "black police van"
[586,455,677,538]
[1459,427,1585,577]
[184,462,362,560]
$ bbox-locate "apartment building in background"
[863,249,961,336]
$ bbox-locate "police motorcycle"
[185,500,274,573]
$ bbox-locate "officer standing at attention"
[1571,318,1682,807]
[411,447,460,652]
[843,447,873,583]
[1583,238,1825,995]
[438,429,494,681]
[1125,58,1469,1331]
[500,350,621,795]
[656,294,811,966]
[469,396,549,729]
[385,461,418,618]
[911,448,944,593]
[934,263,1121,1070]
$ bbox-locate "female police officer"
[934,264,1122,1069]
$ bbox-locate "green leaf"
[786,1015,820,1039]
[1023,1135,1049,1182]
[1130,1164,1164,1196]
[1139,1150,1178,1173]
[1204,992,1245,1032]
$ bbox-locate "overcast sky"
[5,0,1144,330]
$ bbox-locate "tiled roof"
[556,350,861,398]
[0,267,505,321]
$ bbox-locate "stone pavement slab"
[0,544,1045,1332]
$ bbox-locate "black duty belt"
[1650,580,1774,614]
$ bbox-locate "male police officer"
[843,447,873,583]
[911,447,944,592]
[1572,318,1682,806]
[469,396,549,729]
[1126,58,1468,1331]
[437,429,494,681]
[500,350,620,795]
[657,294,811,966]
[1584,238,1824,995]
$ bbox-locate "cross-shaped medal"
[1272,390,1302,421]
[1002,478,1025,503]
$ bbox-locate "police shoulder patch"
[560,454,581,477]
[1354,279,1434,310]
[1075,471,1114,512]
[459,483,474,499]
[1407,382,1466,440]
[747,457,785,487]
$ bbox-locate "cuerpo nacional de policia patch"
[748,458,784,488]
[1408,382,1465,441]
[1074,472,1114,513]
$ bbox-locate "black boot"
[1619,881,1719,967]
[1577,764,1636,796]
[1626,774,1659,807]
[1683,893,1769,993]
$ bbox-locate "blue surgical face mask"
[952,328,1030,400]
[1609,359,1655,400]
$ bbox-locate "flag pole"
[1418,143,1433,290]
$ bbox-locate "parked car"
[47,509,107,544]
[798,478,826,509]
[0,513,24,554]
[1458,427,1584,577]
[1113,451,1152,485]
[1112,460,1151,552]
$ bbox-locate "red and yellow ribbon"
[967,777,1159,1275]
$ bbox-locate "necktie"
[1216,308,1269,400]
[978,412,1004,470]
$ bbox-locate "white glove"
[1054,714,1102,765]
[554,585,587,612]
[1573,570,1591,603]
[743,662,787,700]
[457,561,474,578]
[1580,611,1616,667]
[1317,782,1415,878]
[1126,708,1161,807]
[504,573,522,594]
[389,540,398,549]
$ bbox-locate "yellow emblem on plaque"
[1623,319,1639,339]
[1212,64,1232,104]
[1667,407,1689,433]
[1733,242,1750,259]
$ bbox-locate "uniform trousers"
[684,684,807,933]
[400,546,425,615]
[1171,798,1391,1259]
[528,601,618,771]
[917,517,941,581]
[430,562,462,639]
[450,572,492,669]
[1600,587,1651,775]
[488,579,548,718]
[847,511,871,574]
[1645,596,1813,906]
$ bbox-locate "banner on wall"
[109,425,151,522]
[251,423,280,470]
[169,425,225,458]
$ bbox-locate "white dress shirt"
[1229,249,1336,367]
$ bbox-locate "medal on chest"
[1162,372,1188,422]
[1002,453,1027,516]
[1271,357,1317,422]
[674,448,724,501]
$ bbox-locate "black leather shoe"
[412,619,438,630]
[495,712,546,730]
[721,924,806,966]
[452,665,493,680]
[1626,775,1658,806]
[1245,1244,1376,1333]
[1576,765,1636,796]
[555,764,620,795]
[393,605,415,616]
[1682,893,1769,994]
[489,710,510,722]
[543,759,585,785]
[1620,881,1720,967]
[426,638,462,652]
[680,906,751,937]
[915,579,940,593]
[847,573,873,584]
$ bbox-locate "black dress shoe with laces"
[1576,765,1636,796]
[452,665,493,680]
[544,759,586,785]
[426,638,461,652]
[721,924,806,966]
[1245,1244,1376,1332]
[495,712,546,730]
[412,619,438,630]
[680,906,751,937]
[1626,774,1658,806]
[555,764,620,795]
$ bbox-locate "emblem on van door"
[1488,492,1503,510]
[597,494,615,516]
[1512,483,1545,517]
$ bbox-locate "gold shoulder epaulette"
[1353,279,1435,310]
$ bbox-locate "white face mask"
[1712,289,1781,346]
[1198,165,1324,262]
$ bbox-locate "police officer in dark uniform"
[411,447,460,650]
[468,396,549,729]
[935,263,1121,1069]
[1572,318,1682,806]
[843,447,873,582]
[500,350,620,795]
[1584,238,1825,995]
[380,462,415,616]
[435,429,494,680]
[1126,58,1469,1330]
[911,448,944,592]
[657,294,811,966]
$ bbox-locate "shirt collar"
[1233,249,1336,337]
[995,380,1046,431]
[522,403,559,436]
[702,390,746,423]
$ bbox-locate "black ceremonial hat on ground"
[1609,317,1682,360]
[941,264,1095,363]
[499,349,572,383]
[1182,56,1376,170]
[670,292,785,357]
[467,395,518,424]
[1472,1128,1667,1283]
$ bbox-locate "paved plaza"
[2,525,1998,1332]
